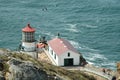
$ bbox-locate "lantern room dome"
[22,24,35,32]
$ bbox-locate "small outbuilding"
[48,37,80,66]
[36,43,46,52]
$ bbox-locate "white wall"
[48,46,80,66]
[59,51,80,66]
[22,42,36,52]
[48,46,59,66]
[22,42,38,59]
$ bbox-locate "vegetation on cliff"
[0,48,96,80]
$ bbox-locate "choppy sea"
[0,0,120,70]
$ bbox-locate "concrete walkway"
[82,68,112,80]
[38,52,52,64]
[43,49,57,65]
[63,66,112,80]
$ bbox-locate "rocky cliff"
[117,62,120,74]
[117,62,120,79]
[0,48,95,80]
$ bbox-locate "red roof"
[37,43,45,48]
[22,24,35,32]
[48,38,79,55]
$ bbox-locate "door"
[64,58,73,66]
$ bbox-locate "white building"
[48,37,80,66]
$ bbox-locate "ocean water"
[0,0,120,70]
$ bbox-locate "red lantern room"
[22,24,35,32]
[22,24,35,42]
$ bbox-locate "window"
[54,54,56,59]
[48,47,49,51]
[51,50,53,55]
[68,52,70,57]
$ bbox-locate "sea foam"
[82,24,98,28]
[69,40,107,63]
[69,40,80,49]
[65,24,79,32]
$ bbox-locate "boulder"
[0,72,5,80]
[0,62,4,71]
[80,55,88,66]
[7,59,48,80]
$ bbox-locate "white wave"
[83,47,99,52]
[68,28,79,32]
[79,45,99,52]
[69,40,99,52]
[66,24,77,28]
[44,32,55,38]
[78,46,82,49]
[38,30,55,39]
[69,40,113,69]
[96,54,107,60]
[65,24,79,32]
[68,37,114,70]
[82,24,98,28]
[101,62,115,66]
[69,40,80,49]
[98,61,116,70]
[84,52,107,61]
[88,61,94,65]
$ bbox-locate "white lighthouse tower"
[22,24,37,58]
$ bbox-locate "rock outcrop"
[6,59,48,80]
[117,62,120,79]
[0,48,96,80]
[117,62,120,74]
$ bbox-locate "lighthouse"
[22,24,36,52]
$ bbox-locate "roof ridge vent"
[64,45,67,48]
[60,41,63,43]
